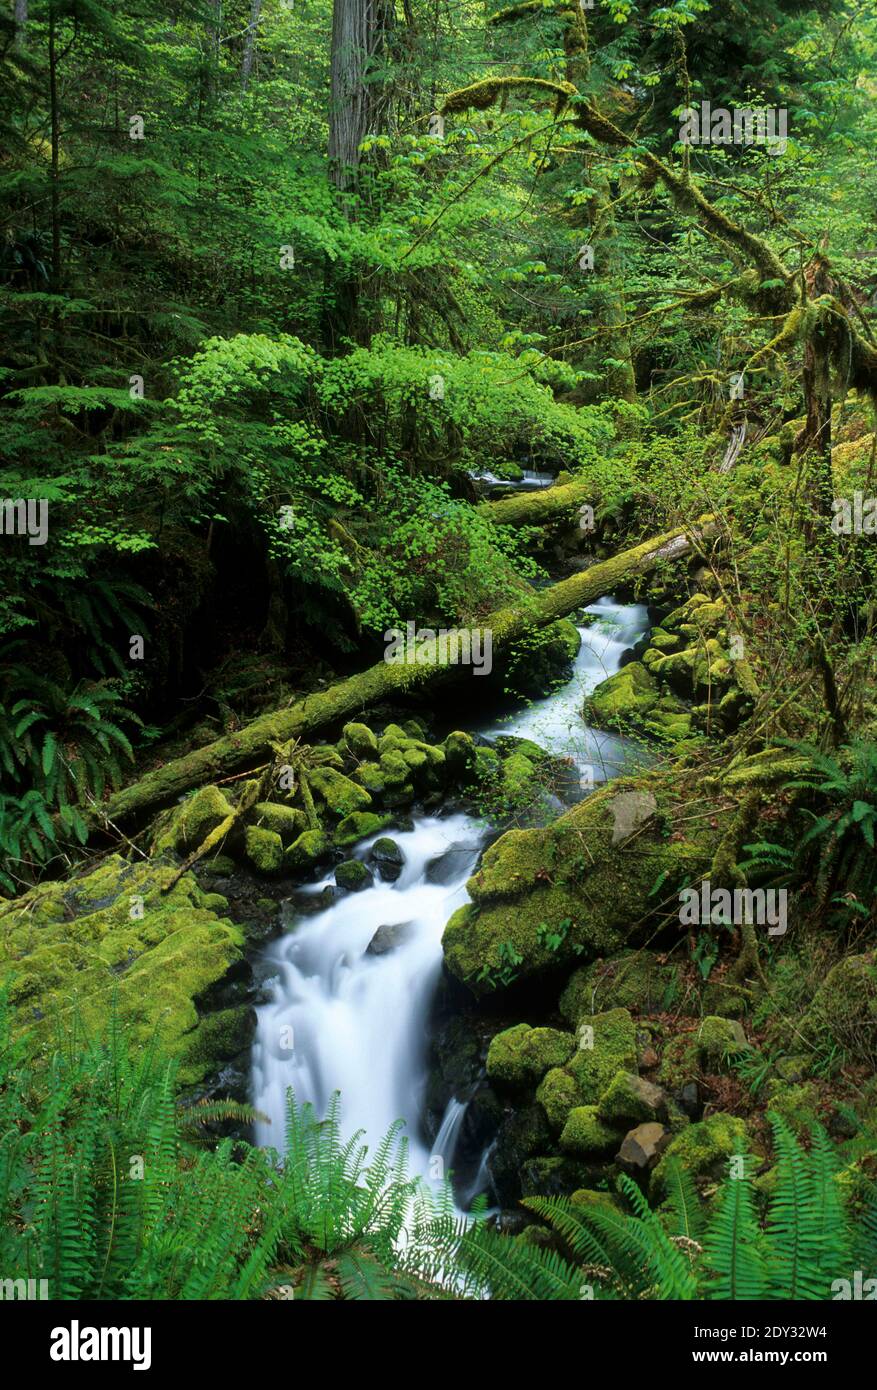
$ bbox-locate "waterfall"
[251,596,650,1192]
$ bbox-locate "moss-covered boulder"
[352,761,386,796]
[343,721,379,758]
[442,777,712,994]
[650,1113,748,1201]
[658,1017,749,1090]
[585,660,658,728]
[559,1105,622,1157]
[308,767,372,818]
[243,824,284,875]
[567,1008,638,1103]
[285,829,331,872]
[334,811,392,847]
[486,1023,576,1089]
[1,855,245,1084]
[799,953,877,1068]
[442,730,476,777]
[560,949,690,1020]
[173,785,233,853]
[597,1071,668,1126]
[335,859,374,893]
[536,1066,584,1132]
[249,801,306,843]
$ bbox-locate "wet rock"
[424,841,477,885]
[677,1081,701,1118]
[367,921,414,955]
[370,836,405,881]
[334,859,374,893]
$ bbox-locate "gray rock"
[617,1122,672,1172]
[370,837,405,881]
[367,921,414,955]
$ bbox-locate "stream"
[250,596,650,1195]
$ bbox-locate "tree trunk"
[14,0,27,49]
[103,518,716,825]
[241,0,263,91]
[328,0,391,192]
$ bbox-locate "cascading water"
[250,595,650,1191]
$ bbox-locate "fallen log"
[104,517,716,824]
[475,477,594,527]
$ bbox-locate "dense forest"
[1,0,877,1308]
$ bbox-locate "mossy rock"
[567,1008,638,1104]
[243,824,284,875]
[201,853,237,877]
[585,661,658,730]
[249,801,307,844]
[442,730,476,778]
[597,1070,668,1126]
[650,1113,748,1201]
[559,1105,622,1157]
[799,953,877,1069]
[1,855,244,1085]
[334,811,393,847]
[518,1155,603,1200]
[536,1065,584,1132]
[173,785,233,853]
[308,767,372,818]
[285,829,331,872]
[335,859,374,893]
[378,749,411,786]
[343,721,379,758]
[559,949,690,1020]
[442,777,713,994]
[658,1017,749,1090]
[486,1023,576,1089]
[352,761,386,795]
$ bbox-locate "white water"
[250,595,650,1191]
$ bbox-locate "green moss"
[560,950,689,1020]
[335,859,373,892]
[567,1008,638,1103]
[486,1023,576,1088]
[442,777,712,994]
[650,1113,748,1201]
[1,855,244,1085]
[658,1017,748,1089]
[597,1070,667,1126]
[799,953,877,1070]
[244,824,284,875]
[501,750,536,799]
[249,801,306,843]
[352,762,386,795]
[308,766,372,818]
[559,1105,622,1157]
[335,811,392,847]
[343,721,379,757]
[285,829,331,871]
[378,750,411,786]
[174,785,233,852]
[442,730,476,777]
[585,661,658,729]
[536,1066,584,1132]
[201,853,237,876]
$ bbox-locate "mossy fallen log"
[104,517,716,825]
[476,477,594,527]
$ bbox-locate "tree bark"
[328,0,391,191]
[103,518,716,825]
[475,477,594,526]
[14,0,27,49]
[241,0,263,91]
